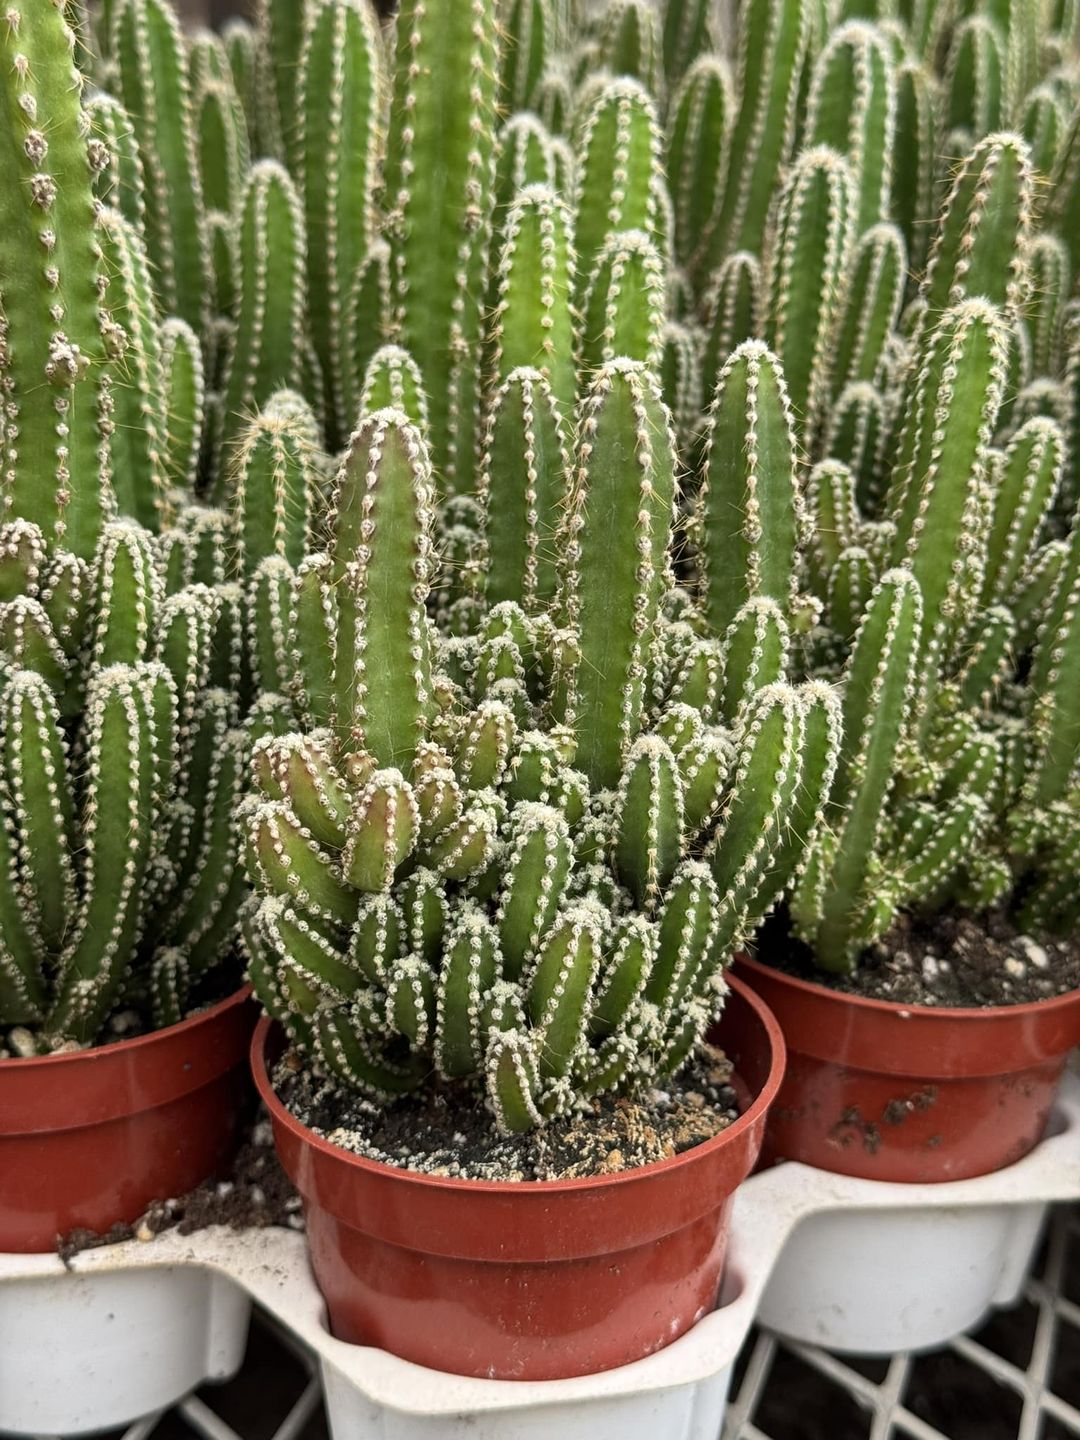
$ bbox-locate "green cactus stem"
[558,361,676,789]
[806,21,896,234]
[0,0,115,560]
[219,161,308,455]
[698,341,800,638]
[112,0,210,331]
[329,407,436,767]
[383,0,498,491]
[704,0,808,264]
[298,0,383,447]
[764,145,856,440]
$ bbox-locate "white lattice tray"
[1,1072,1077,1440]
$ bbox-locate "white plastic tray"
[1,1072,1077,1440]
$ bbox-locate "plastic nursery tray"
[0,1072,1077,1440]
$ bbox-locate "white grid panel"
[91,1204,1078,1440]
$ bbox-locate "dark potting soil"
[758,908,1080,1009]
[274,1043,739,1181]
[56,1113,302,1265]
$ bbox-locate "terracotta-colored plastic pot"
[0,987,257,1253]
[736,953,1080,1182]
[252,974,784,1381]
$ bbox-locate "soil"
[758,908,1080,1008]
[275,1044,740,1181]
[56,1112,302,1265]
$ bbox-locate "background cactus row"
[0,0,1078,1139]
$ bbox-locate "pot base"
[756,1195,1047,1354]
[0,1263,251,1435]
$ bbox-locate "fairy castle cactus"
[697,341,800,640]
[703,0,808,266]
[217,161,307,459]
[0,0,115,560]
[242,370,832,1131]
[764,145,856,439]
[0,510,256,1047]
[112,0,211,333]
[805,21,896,235]
[296,0,383,448]
[382,0,498,491]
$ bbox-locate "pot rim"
[0,983,253,1073]
[251,970,786,1196]
[737,950,1080,1023]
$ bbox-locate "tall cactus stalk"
[0,0,115,559]
[698,341,800,638]
[704,0,808,264]
[112,0,211,331]
[383,0,498,491]
[297,0,383,447]
[218,161,308,459]
[558,361,676,789]
[764,145,856,439]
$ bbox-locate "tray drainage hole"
[903,1348,1023,1439]
[746,1342,874,1440]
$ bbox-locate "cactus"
[572,78,665,310]
[703,0,808,264]
[697,342,800,638]
[764,145,856,440]
[297,0,383,447]
[244,365,830,1132]
[557,361,676,789]
[383,0,498,491]
[667,55,732,272]
[890,59,937,275]
[0,0,115,560]
[479,368,569,612]
[218,161,308,458]
[86,91,146,233]
[98,207,165,532]
[921,133,1033,328]
[489,185,576,415]
[805,21,896,234]
[792,569,923,971]
[829,223,906,403]
[112,0,211,331]
[887,299,1009,680]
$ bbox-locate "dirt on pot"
[758,908,1080,1008]
[56,1113,301,1265]
[274,1044,739,1181]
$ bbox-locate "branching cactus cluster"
[243,374,835,1131]
[0,0,307,1051]
[6,0,1080,1077]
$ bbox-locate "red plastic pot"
[253,974,784,1380]
[0,987,257,1253]
[736,952,1080,1182]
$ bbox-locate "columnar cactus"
[0,0,115,560]
[112,0,211,331]
[382,0,498,491]
[764,145,856,439]
[242,372,830,1131]
[217,161,308,460]
[805,21,896,234]
[703,0,808,264]
[297,0,383,448]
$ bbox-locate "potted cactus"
[246,359,816,1377]
[0,0,296,1252]
[733,103,1080,1185]
[230,0,849,1383]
